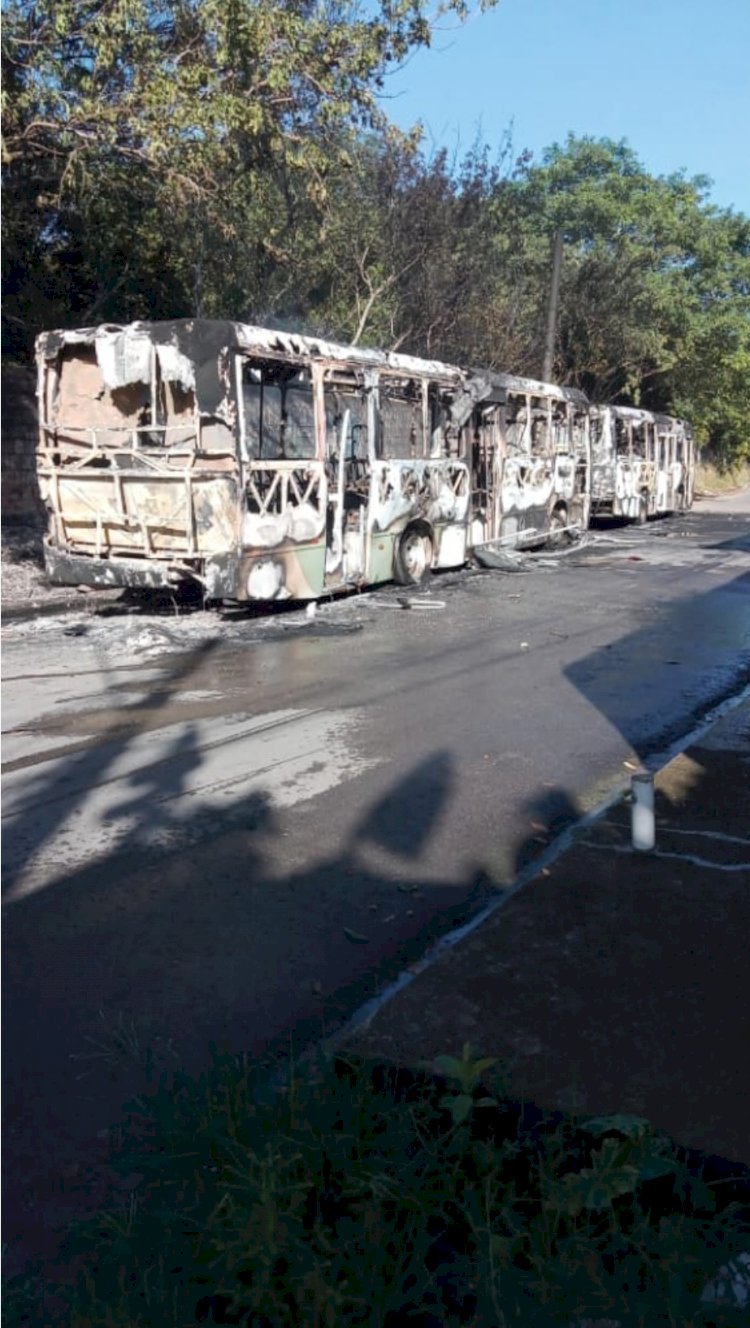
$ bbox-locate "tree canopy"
[3,2,749,460]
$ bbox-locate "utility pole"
[542,229,564,383]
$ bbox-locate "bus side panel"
[591,411,615,513]
[613,460,653,518]
[366,458,470,582]
[240,460,328,599]
[498,457,554,544]
[434,519,469,569]
[367,530,399,585]
[46,473,239,556]
[239,540,327,601]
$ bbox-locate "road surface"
[2,493,749,1263]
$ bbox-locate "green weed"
[4,1050,748,1327]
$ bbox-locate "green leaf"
[636,1152,679,1182]
[584,1114,651,1140]
[469,1057,498,1078]
[434,1055,464,1080]
[449,1094,474,1126]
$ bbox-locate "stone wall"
[2,363,43,524]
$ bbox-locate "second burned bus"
[590,404,695,523]
[35,319,590,602]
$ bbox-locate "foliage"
[311,131,750,459]
[435,1040,498,1125]
[1,0,492,351]
[6,1049,748,1327]
[302,129,534,359]
[519,137,750,458]
[2,0,462,191]
[2,5,749,460]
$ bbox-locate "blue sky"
[379,0,750,214]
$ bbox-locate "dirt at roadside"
[1,522,120,616]
[2,522,62,607]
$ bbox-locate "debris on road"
[474,546,530,572]
[343,928,370,944]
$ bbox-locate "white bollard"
[631,772,655,852]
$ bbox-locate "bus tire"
[394,525,433,586]
[547,505,569,545]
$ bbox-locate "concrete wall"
[2,364,43,524]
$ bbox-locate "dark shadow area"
[100,583,207,614]
[0,524,45,567]
[704,532,750,552]
[359,752,454,858]
[2,738,489,1278]
[353,749,750,1163]
[588,513,636,531]
[0,582,208,626]
[495,565,750,885]
[513,788,581,873]
[589,511,682,533]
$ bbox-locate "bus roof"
[592,403,690,431]
[36,318,468,387]
[475,370,589,407]
[36,319,590,408]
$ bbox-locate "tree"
[4,8,748,463]
[2,0,493,353]
[303,127,537,366]
[511,136,750,457]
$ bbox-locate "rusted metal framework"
[36,321,473,599]
[464,370,591,552]
[37,320,653,601]
[590,405,695,523]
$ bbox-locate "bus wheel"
[636,494,648,525]
[395,526,433,585]
[548,505,569,545]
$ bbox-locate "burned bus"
[590,405,695,523]
[466,371,591,554]
[35,319,592,602]
[35,320,475,601]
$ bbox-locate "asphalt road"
[3,493,750,1262]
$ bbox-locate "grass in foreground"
[7,1046,750,1327]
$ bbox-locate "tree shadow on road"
[2,733,491,1277]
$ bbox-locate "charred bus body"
[41,321,714,602]
[466,372,591,553]
[590,405,695,524]
[36,320,473,601]
[35,320,596,601]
